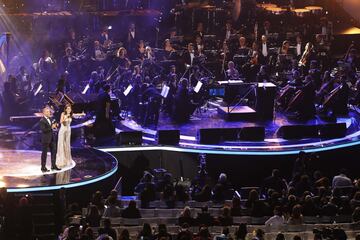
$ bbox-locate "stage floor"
[0,147,117,192]
[119,105,360,154]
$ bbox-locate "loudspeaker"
[117,131,143,145]
[198,128,222,144]
[319,123,347,138]
[222,128,242,141]
[157,130,180,145]
[277,125,308,139]
[239,127,265,141]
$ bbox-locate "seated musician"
[115,47,131,69]
[295,35,305,59]
[308,60,322,90]
[322,76,349,116]
[237,37,250,56]
[16,66,31,95]
[194,22,205,38]
[135,40,146,60]
[286,75,316,119]
[195,35,205,56]
[224,22,234,41]
[226,61,240,80]
[172,78,195,123]
[92,40,107,62]
[256,65,270,83]
[277,40,292,71]
[163,39,175,60]
[345,48,360,72]
[183,43,196,67]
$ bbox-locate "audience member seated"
[245,189,271,217]
[196,206,214,226]
[135,172,156,208]
[137,223,154,240]
[234,223,248,240]
[262,169,288,195]
[321,198,339,216]
[287,204,304,225]
[104,190,122,207]
[252,229,265,240]
[121,200,141,219]
[178,206,196,226]
[302,195,319,216]
[294,175,313,197]
[98,218,117,240]
[193,226,211,240]
[213,227,233,240]
[90,191,105,214]
[231,197,242,216]
[177,223,193,240]
[332,169,353,188]
[276,233,285,240]
[212,173,234,203]
[265,206,285,227]
[80,226,95,240]
[350,192,360,210]
[103,196,121,218]
[118,229,130,240]
[85,205,101,227]
[352,207,360,222]
[154,224,172,240]
[193,185,212,202]
[97,228,115,240]
[217,206,233,226]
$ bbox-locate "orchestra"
[4,2,360,125]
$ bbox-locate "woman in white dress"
[56,104,73,168]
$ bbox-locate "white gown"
[56,116,72,168]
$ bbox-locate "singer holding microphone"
[39,106,61,172]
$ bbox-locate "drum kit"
[257,3,323,17]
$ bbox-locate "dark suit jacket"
[39,117,54,144]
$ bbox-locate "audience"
[86,205,102,227]
[99,218,117,240]
[121,200,141,219]
[287,204,304,225]
[217,206,233,226]
[265,206,285,227]
[196,206,214,226]
[178,206,196,226]
[332,169,353,188]
[137,223,154,240]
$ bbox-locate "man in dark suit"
[39,107,61,172]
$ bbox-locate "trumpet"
[298,42,313,67]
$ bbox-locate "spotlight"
[108,26,112,30]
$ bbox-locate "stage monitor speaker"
[277,125,308,139]
[118,131,143,145]
[157,130,180,145]
[239,127,265,141]
[222,128,242,141]
[198,128,222,144]
[319,123,347,139]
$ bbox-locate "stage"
[0,146,118,192]
[118,104,360,154]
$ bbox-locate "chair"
[122,218,141,226]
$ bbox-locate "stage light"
[108,25,112,30]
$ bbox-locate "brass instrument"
[298,43,313,67]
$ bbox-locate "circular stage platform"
[0,148,118,192]
[119,107,360,155]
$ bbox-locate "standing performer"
[56,104,73,168]
[39,107,61,172]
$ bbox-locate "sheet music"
[123,84,133,96]
[194,81,203,93]
[82,84,90,94]
[34,84,42,96]
[161,85,170,98]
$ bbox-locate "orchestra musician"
[163,39,175,60]
[183,43,197,67]
[260,35,270,63]
[135,40,146,60]
[237,37,250,56]
[194,35,205,56]
[114,47,132,69]
[295,35,305,59]
[226,61,240,80]
[16,66,32,94]
[172,78,196,123]
[38,49,56,92]
[126,23,140,58]
[224,22,234,41]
